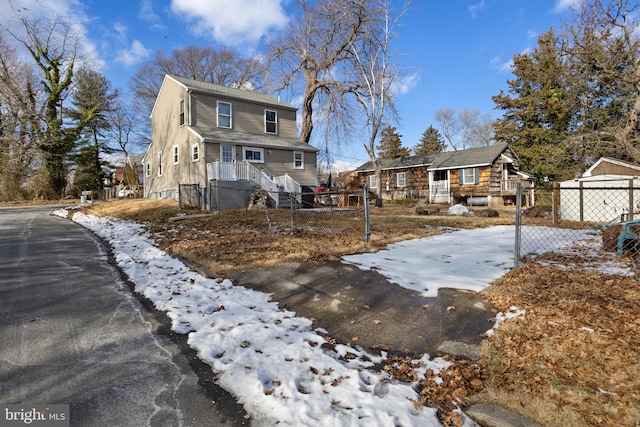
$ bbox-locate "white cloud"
[468,0,487,18]
[170,0,289,47]
[116,39,151,67]
[490,54,513,73]
[553,0,581,13]
[392,73,420,96]
[139,0,165,30]
[0,0,104,70]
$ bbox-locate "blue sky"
[1,0,580,171]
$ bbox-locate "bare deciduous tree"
[130,45,267,116]
[435,107,494,150]
[0,33,39,200]
[564,0,640,163]
[3,14,87,197]
[434,107,459,150]
[267,0,377,145]
[349,0,408,207]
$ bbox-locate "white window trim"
[157,151,163,177]
[265,109,277,134]
[293,151,304,169]
[172,144,179,165]
[395,172,407,188]
[368,175,378,189]
[461,167,479,185]
[217,101,232,128]
[145,162,151,177]
[179,99,185,126]
[242,147,264,163]
[191,143,200,162]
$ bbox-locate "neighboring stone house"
[356,143,533,207]
[143,74,318,209]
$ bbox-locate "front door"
[221,144,236,163]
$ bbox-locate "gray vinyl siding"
[144,75,317,200]
[191,92,297,138]
[203,142,317,187]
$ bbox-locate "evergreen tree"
[492,28,575,182]
[68,68,118,195]
[415,125,446,154]
[376,126,410,159]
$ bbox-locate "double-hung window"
[293,151,303,169]
[460,167,479,184]
[368,175,378,189]
[265,110,277,134]
[172,145,179,165]
[242,147,264,163]
[395,172,407,188]
[217,101,232,128]
[145,162,151,177]
[192,144,199,162]
[157,152,163,176]
[179,99,185,126]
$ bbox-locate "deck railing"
[207,161,302,205]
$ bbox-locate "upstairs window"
[145,162,151,177]
[395,172,407,187]
[157,152,163,176]
[242,147,264,163]
[265,110,277,134]
[217,101,232,128]
[293,151,304,169]
[192,144,199,162]
[179,99,185,126]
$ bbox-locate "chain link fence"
[179,184,202,213]
[515,181,640,266]
[205,182,370,242]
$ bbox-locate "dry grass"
[80,199,640,426]
[83,199,514,276]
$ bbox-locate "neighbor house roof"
[356,142,511,173]
[582,157,640,177]
[189,127,319,152]
[167,74,297,111]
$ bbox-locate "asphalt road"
[0,206,247,426]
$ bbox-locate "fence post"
[629,179,634,220]
[514,182,522,267]
[364,185,371,243]
[552,181,560,224]
[579,180,584,222]
[290,193,296,232]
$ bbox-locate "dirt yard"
[81,199,639,427]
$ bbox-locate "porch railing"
[207,161,302,205]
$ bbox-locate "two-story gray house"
[143,74,318,208]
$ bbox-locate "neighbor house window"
[217,101,232,128]
[191,143,199,162]
[293,151,304,169]
[172,145,179,164]
[265,110,277,134]
[460,167,479,184]
[395,172,407,187]
[145,162,151,177]
[368,175,378,189]
[179,99,185,126]
[242,147,264,163]
[157,152,163,176]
